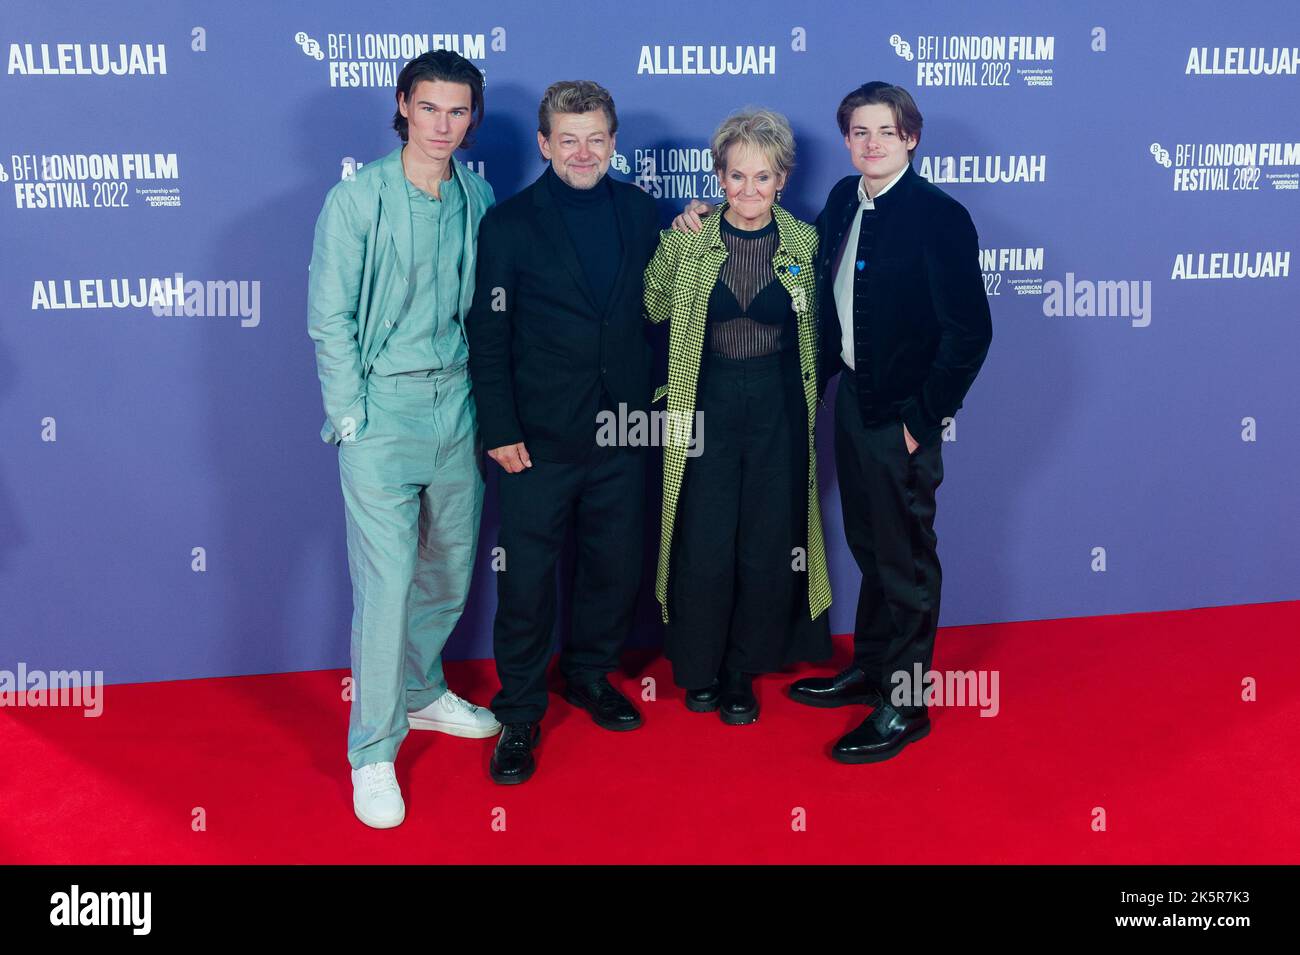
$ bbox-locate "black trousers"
[490,443,645,723]
[667,351,829,689]
[834,372,943,715]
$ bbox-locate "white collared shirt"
[833,164,909,370]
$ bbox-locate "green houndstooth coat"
[643,202,832,625]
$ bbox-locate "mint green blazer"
[307,146,495,444]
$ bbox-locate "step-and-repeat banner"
[3,1,1297,684]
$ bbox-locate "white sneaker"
[351,761,405,829]
[408,690,502,738]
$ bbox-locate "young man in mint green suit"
[307,51,498,830]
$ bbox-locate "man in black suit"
[466,80,660,784]
[787,81,992,762]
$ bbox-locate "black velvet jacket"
[814,163,992,446]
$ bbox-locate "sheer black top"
[705,214,796,359]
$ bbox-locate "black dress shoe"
[685,679,722,713]
[490,721,541,785]
[788,666,881,709]
[564,677,643,731]
[831,704,930,764]
[719,671,758,725]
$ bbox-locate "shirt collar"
[857,163,910,206]
[407,172,460,199]
[405,160,461,202]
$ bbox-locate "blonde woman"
[644,109,831,724]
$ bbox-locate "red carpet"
[3,601,1297,864]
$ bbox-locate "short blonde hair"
[710,108,795,179]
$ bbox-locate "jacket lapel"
[772,204,813,270]
[771,205,812,321]
[378,147,413,284]
[530,171,600,317]
[451,157,482,323]
[603,180,640,314]
[684,206,727,336]
[829,187,860,285]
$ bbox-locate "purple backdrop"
[2,0,1297,685]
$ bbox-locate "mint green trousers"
[338,364,484,769]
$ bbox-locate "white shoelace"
[359,764,399,798]
[439,691,479,715]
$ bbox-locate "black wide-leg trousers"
[667,350,829,689]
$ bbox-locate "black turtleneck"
[545,164,622,314]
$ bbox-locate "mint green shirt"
[371,172,467,375]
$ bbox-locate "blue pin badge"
[789,264,800,275]
[856,259,866,271]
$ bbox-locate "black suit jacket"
[467,170,660,462]
[815,164,992,446]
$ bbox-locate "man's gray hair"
[538,80,618,137]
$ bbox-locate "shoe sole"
[408,716,502,738]
[788,688,879,709]
[563,692,643,731]
[354,803,405,829]
[684,696,721,713]
[831,723,931,764]
[490,764,535,785]
[719,706,759,725]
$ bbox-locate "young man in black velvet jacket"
[787,81,992,762]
